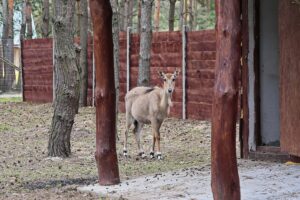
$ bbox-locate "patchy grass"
[0,97,22,103]
[0,102,212,199]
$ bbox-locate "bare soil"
[0,102,214,199]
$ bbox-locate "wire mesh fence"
[0,39,22,99]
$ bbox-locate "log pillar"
[211,0,241,199]
[89,0,120,185]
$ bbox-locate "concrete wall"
[259,0,280,145]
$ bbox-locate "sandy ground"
[79,161,300,200]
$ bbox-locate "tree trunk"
[137,0,141,33]
[192,0,197,29]
[123,0,133,30]
[138,0,153,86]
[119,0,125,31]
[26,0,33,39]
[20,0,27,40]
[89,0,120,185]
[0,0,8,92]
[110,0,120,116]
[48,0,80,158]
[79,0,88,107]
[211,0,241,199]
[42,0,50,37]
[188,0,193,30]
[184,0,188,26]
[128,0,134,28]
[154,0,160,31]
[168,0,176,31]
[2,0,15,91]
[179,0,183,30]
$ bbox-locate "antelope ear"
[158,71,165,79]
[173,69,180,78]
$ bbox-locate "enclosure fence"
[22,30,216,120]
[0,39,22,97]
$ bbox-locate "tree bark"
[20,0,27,40]
[188,0,193,30]
[137,0,141,33]
[0,0,8,92]
[211,0,241,199]
[168,0,176,31]
[79,0,88,107]
[179,0,183,30]
[48,0,80,158]
[25,0,33,39]
[42,0,50,37]
[2,0,15,91]
[154,0,160,31]
[128,0,134,28]
[123,0,133,30]
[89,0,120,185]
[119,0,125,31]
[138,0,153,86]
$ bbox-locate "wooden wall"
[22,30,216,120]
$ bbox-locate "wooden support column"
[211,0,241,199]
[89,0,120,185]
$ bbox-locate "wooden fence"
[22,30,216,120]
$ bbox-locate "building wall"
[22,30,216,120]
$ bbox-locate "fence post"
[182,25,187,120]
[126,27,131,93]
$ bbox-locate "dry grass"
[0,102,213,199]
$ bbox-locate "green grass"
[0,97,22,103]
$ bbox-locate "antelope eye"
[172,78,175,82]
[163,78,167,82]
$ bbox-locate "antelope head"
[158,70,179,96]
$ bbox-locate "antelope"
[123,70,179,160]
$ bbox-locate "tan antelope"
[123,70,179,159]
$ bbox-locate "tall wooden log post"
[211,0,241,199]
[89,0,120,185]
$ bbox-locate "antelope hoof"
[150,152,155,159]
[138,152,146,158]
[157,153,163,160]
[123,150,128,157]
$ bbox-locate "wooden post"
[211,0,241,199]
[89,0,120,185]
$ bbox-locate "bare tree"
[1,0,15,91]
[168,0,176,31]
[138,0,154,86]
[154,0,160,31]
[79,0,88,107]
[48,0,80,157]
[25,0,33,39]
[42,0,50,37]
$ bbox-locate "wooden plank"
[279,0,300,157]
[211,1,241,199]
[240,0,249,158]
